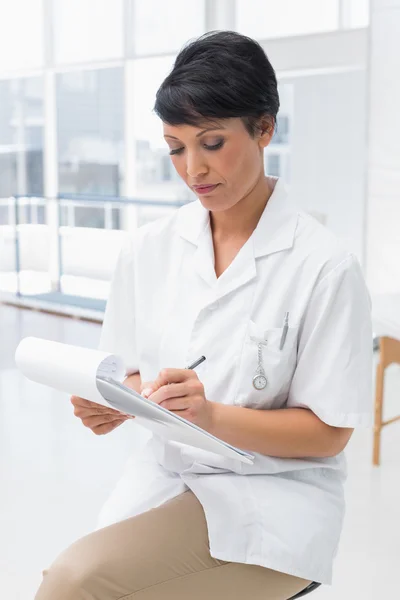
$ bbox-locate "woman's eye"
[169,140,224,155]
[169,147,184,156]
[204,140,224,151]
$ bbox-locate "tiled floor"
[0,304,399,599]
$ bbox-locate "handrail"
[13,193,189,208]
[2,193,187,300]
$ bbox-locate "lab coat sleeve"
[98,233,140,377]
[287,255,373,428]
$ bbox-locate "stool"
[288,581,321,599]
[372,294,400,466]
[373,335,400,465]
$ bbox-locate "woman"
[35,31,372,600]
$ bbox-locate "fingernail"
[142,388,153,398]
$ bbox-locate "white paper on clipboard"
[14,337,254,465]
[96,377,254,465]
[15,337,124,407]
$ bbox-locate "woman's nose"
[186,152,208,179]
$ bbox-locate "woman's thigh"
[35,490,310,600]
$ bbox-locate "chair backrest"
[288,581,322,599]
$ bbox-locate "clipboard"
[96,376,255,465]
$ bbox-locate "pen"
[156,356,207,393]
[279,313,289,350]
[186,356,206,370]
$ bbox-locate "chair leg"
[373,341,385,466]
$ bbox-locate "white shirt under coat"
[98,178,373,585]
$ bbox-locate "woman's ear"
[258,116,274,149]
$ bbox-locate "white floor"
[0,304,399,599]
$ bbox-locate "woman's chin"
[197,194,233,212]
[199,199,226,211]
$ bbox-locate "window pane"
[16,198,46,225]
[56,68,124,203]
[0,0,43,72]
[273,115,290,145]
[264,83,293,182]
[111,207,121,229]
[132,57,190,201]
[236,0,339,39]
[0,78,44,198]
[267,154,281,177]
[0,204,10,225]
[347,0,370,28]
[74,205,105,229]
[131,0,205,56]
[53,0,123,64]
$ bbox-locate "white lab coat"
[98,178,373,585]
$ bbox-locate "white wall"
[288,70,368,262]
[365,0,400,294]
[266,28,367,75]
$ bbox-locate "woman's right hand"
[71,396,131,435]
[140,382,156,398]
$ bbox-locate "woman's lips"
[193,184,219,194]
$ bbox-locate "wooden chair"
[372,295,400,466]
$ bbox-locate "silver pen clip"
[279,312,289,350]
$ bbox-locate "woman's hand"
[140,380,159,398]
[71,396,131,435]
[144,368,215,431]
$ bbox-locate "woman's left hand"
[146,368,215,432]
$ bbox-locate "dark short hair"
[154,30,280,137]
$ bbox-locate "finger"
[140,381,160,398]
[153,368,196,388]
[142,388,154,399]
[92,419,125,435]
[159,398,190,411]
[140,381,155,392]
[82,414,127,429]
[73,405,122,419]
[148,382,187,405]
[71,396,107,410]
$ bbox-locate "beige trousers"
[35,490,311,600]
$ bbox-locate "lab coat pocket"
[235,320,298,409]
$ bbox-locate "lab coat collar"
[252,177,298,258]
[176,179,298,295]
[176,178,298,260]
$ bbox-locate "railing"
[0,194,187,300]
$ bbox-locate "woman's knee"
[36,541,103,599]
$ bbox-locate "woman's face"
[163,118,272,212]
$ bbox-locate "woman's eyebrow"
[164,127,225,141]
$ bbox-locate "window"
[272,115,290,145]
[56,68,124,227]
[265,82,293,180]
[130,0,206,56]
[267,154,281,177]
[0,204,10,226]
[0,0,43,72]
[53,0,123,64]
[132,57,189,200]
[236,0,339,39]
[344,0,370,28]
[0,77,44,198]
